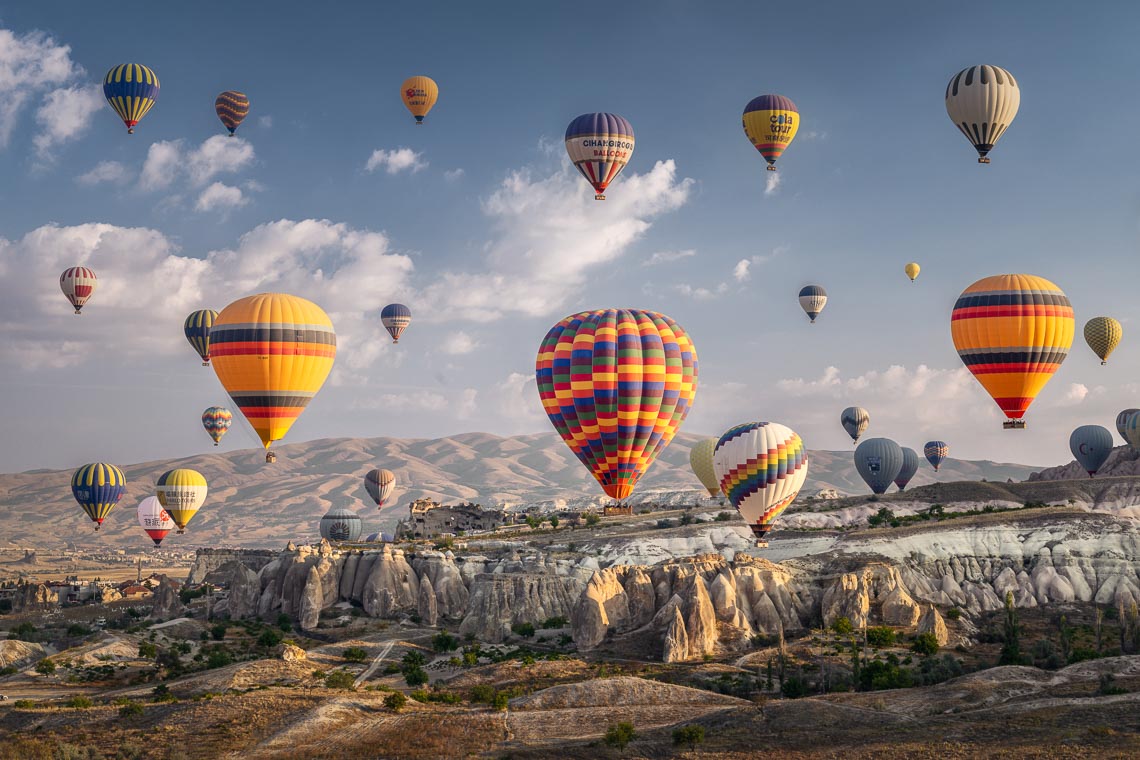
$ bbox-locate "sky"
[2,1,1140,473]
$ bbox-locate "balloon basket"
[265,452,277,464]
[1102,361,1107,366]
[202,361,210,366]
[754,540,769,549]
[594,194,606,201]
[1003,420,1026,430]
[977,157,990,164]
[766,166,777,172]
[74,309,82,315]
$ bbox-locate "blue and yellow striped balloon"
[184,310,218,366]
[103,64,160,134]
[71,463,127,530]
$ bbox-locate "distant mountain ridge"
[0,432,1042,549]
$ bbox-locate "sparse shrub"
[211,623,228,640]
[461,650,479,667]
[549,515,559,529]
[432,631,459,652]
[13,699,35,709]
[1098,673,1128,695]
[673,724,705,750]
[403,667,429,687]
[276,613,292,632]
[66,696,93,709]
[151,684,176,703]
[325,669,356,690]
[911,633,939,657]
[66,623,91,637]
[541,616,568,629]
[384,691,407,712]
[0,666,16,676]
[781,676,808,698]
[655,519,675,529]
[868,507,896,528]
[585,513,601,528]
[859,659,913,691]
[714,511,734,522]
[34,659,56,675]
[9,622,37,641]
[257,628,283,650]
[119,700,144,719]
[492,691,510,711]
[511,622,535,638]
[383,662,402,675]
[470,684,495,703]
[1032,639,1064,670]
[945,607,961,621]
[343,647,368,662]
[831,617,853,635]
[206,648,233,669]
[604,721,637,751]
[866,627,895,648]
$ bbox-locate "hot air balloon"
[713,422,807,544]
[905,262,921,282]
[137,497,175,547]
[156,469,207,533]
[945,65,1019,164]
[536,309,697,500]
[564,113,635,200]
[210,294,336,463]
[365,468,395,508]
[202,406,233,446]
[840,407,869,443]
[1123,414,1140,452]
[1116,409,1139,444]
[854,438,903,495]
[951,274,1074,429]
[1084,317,1122,365]
[742,94,799,171]
[320,507,363,542]
[184,310,219,366]
[60,267,97,314]
[924,441,949,471]
[689,438,721,498]
[380,304,412,343]
[798,285,827,323]
[103,64,160,134]
[401,76,438,124]
[895,447,919,491]
[71,463,126,530]
[1070,425,1113,478]
[215,91,250,136]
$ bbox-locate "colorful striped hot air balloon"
[564,113,635,200]
[923,440,949,471]
[689,438,721,498]
[137,497,174,547]
[713,422,808,544]
[401,76,438,124]
[840,407,869,443]
[380,304,412,343]
[71,463,126,530]
[1070,425,1113,478]
[60,267,97,314]
[215,91,250,135]
[365,468,395,508]
[945,65,1019,164]
[742,94,799,171]
[798,285,827,323]
[184,310,218,366]
[1084,317,1122,365]
[103,63,159,134]
[951,274,1074,428]
[209,294,337,462]
[201,406,233,446]
[536,309,698,501]
[895,447,919,491]
[854,438,903,495]
[156,469,208,533]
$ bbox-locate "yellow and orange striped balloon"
[401,76,438,124]
[951,274,1073,427]
[209,294,337,455]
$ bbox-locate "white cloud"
[676,282,728,300]
[0,28,81,146]
[419,160,693,322]
[76,160,128,186]
[456,388,478,419]
[195,182,248,213]
[140,136,256,192]
[377,390,449,412]
[439,331,480,355]
[1060,383,1090,405]
[444,168,465,182]
[258,115,273,128]
[644,249,696,267]
[764,171,781,196]
[140,141,182,190]
[365,147,427,175]
[33,84,102,157]
[493,372,544,429]
[732,246,787,282]
[732,259,752,282]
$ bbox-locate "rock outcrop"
[11,582,58,613]
[150,576,185,620]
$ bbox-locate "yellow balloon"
[1084,317,1122,365]
[209,294,337,456]
[401,76,438,124]
[905,262,920,282]
[156,468,207,533]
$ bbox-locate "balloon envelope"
[1123,414,1140,451]
[215,91,250,135]
[1070,425,1113,477]
[71,463,126,529]
[381,304,411,343]
[713,422,807,541]
[905,262,921,282]
[854,438,903,494]
[798,285,827,323]
[103,64,159,133]
[564,113,635,200]
[689,438,721,497]
[184,310,218,365]
[401,76,438,123]
[924,441,949,471]
[536,308,697,500]
[895,447,919,491]
[1084,317,1122,365]
[210,293,337,453]
[60,267,97,314]
[137,496,174,547]
[201,406,233,446]
[742,94,799,169]
[951,274,1073,427]
[1117,409,1140,445]
[840,407,869,443]
[365,468,395,508]
[320,508,362,542]
[945,65,1019,163]
[156,469,207,532]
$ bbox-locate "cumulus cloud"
[439,331,480,355]
[258,115,273,128]
[492,372,545,430]
[76,160,129,186]
[419,160,693,322]
[140,141,182,190]
[644,249,696,267]
[33,84,102,158]
[732,246,787,282]
[0,28,81,146]
[676,282,728,300]
[195,182,249,213]
[764,171,781,196]
[140,136,256,192]
[365,147,427,174]
[443,168,465,182]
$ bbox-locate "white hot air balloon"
[945,64,1020,164]
[713,422,808,547]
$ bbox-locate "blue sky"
[2,1,1140,472]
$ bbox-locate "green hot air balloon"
[689,438,721,498]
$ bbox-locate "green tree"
[137,641,157,659]
[672,724,705,750]
[781,675,808,698]
[34,659,56,675]
[998,591,1022,665]
[548,515,559,529]
[604,722,637,751]
[511,622,535,638]
[868,507,896,528]
[866,627,895,648]
[276,613,293,632]
[401,650,427,669]
[118,701,144,719]
[714,511,734,522]
[831,617,853,635]
[206,648,233,669]
[343,647,368,663]
[431,631,459,652]
[491,691,510,711]
[403,667,429,687]
[911,633,940,657]
[525,515,542,530]
[211,623,228,641]
[258,628,283,651]
[585,513,601,528]
[384,691,407,712]
[325,669,356,690]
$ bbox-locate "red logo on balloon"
[405,89,416,98]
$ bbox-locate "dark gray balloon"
[894,447,919,491]
[1070,425,1113,477]
[854,437,903,494]
[319,507,362,542]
